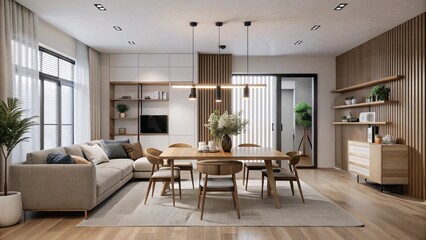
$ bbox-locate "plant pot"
[0,191,22,227]
[344,100,352,105]
[351,99,357,104]
[119,112,126,118]
[221,134,232,152]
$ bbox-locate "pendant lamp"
[243,21,251,99]
[188,22,197,100]
[215,22,223,103]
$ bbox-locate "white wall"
[233,56,336,168]
[38,18,76,59]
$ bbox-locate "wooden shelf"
[110,81,170,86]
[112,134,139,136]
[110,117,138,120]
[332,100,398,109]
[110,99,142,101]
[141,99,168,102]
[331,75,404,93]
[332,122,388,125]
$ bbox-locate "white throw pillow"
[80,144,109,165]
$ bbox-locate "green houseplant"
[370,85,391,101]
[0,97,36,226]
[294,102,312,155]
[116,103,129,118]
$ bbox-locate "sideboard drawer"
[349,164,370,177]
[348,144,369,158]
[348,154,369,167]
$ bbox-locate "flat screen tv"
[140,115,168,133]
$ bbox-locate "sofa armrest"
[9,162,96,211]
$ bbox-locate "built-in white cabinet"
[110,54,138,67]
[139,54,169,67]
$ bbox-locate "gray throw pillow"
[100,139,130,159]
[46,153,74,164]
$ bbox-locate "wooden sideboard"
[348,140,408,193]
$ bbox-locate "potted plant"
[370,85,391,101]
[204,110,248,152]
[116,103,129,118]
[345,96,353,105]
[341,116,348,122]
[0,97,36,227]
[294,102,312,155]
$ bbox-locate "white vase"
[119,112,126,118]
[0,191,22,227]
[351,99,357,104]
[345,100,352,105]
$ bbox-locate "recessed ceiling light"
[294,40,302,45]
[311,25,321,30]
[334,3,347,10]
[94,4,106,11]
[128,41,135,45]
[113,26,122,31]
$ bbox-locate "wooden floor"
[0,168,425,240]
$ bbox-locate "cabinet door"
[168,87,196,136]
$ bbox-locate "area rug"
[78,180,363,227]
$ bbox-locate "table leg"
[264,160,281,208]
[161,182,170,196]
[170,159,175,206]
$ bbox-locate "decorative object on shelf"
[366,96,371,102]
[368,126,379,143]
[344,96,354,105]
[341,116,348,122]
[294,102,312,155]
[204,110,248,152]
[120,96,131,99]
[345,111,352,119]
[116,103,129,118]
[351,97,357,104]
[370,85,391,101]
[0,97,37,227]
[118,128,127,135]
[383,134,396,144]
[359,112,376,122]
[375,134,382,144]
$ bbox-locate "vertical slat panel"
[335,13,425,199]
[197,53,232,142]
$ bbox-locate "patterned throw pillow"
[122,142,144,160]
[80,144,109,165]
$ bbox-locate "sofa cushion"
[46,153,74,164]
[64,145,85,158]
[122,142,144,160]
[96,167,122,196]
[97,159,133,179]
[81,144,109,165]
[86,140,102,146]
[101,142,128,159]
[27,147,66,164]
[102,139,130,144]
[71,155,91,164]
[133,157,152,172]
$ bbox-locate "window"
[39,47,75,149]
[232,75,276,148]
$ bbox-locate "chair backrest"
[289,155,301,166]
[238,143,260,147]
[197,160,243,175]
[169,143,192,148]
[144,148,163,165]
[286,151,302,158]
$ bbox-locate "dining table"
[159,147,290,208]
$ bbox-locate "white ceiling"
[15,0,426,56]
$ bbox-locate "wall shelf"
[141,99,168,102]
[110,99,143,101]
[332,100,398,109]
[332,122,388,125]
[110,117,138,120]
[112,134,139,136]
[331,75,404,93]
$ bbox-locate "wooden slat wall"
[335,13,425,199]
[198,53,232,142]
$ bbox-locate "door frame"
[277,74,317,169]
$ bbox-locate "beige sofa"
[9,141,152,218]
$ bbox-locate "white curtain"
[74,40,91,143]
[232,75,276,148]
[89,48,101,140]
[1,0,40,163]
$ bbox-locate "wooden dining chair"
[261,155,305,203]
[239,143,279,190]
[167,143,195,189]
[144,148,181,206]
[285,151,302,172]
[197,160,243,220]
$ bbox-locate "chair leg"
[151,181,156,197]
[232,174,241,219]
[200,175,208,220]
[144,179,153,205]
[178,178,182,199]
[190,169,194,189]
[296,178,305,203]
[261,174,264,199]
[198,172,202,186]
[242,165,246,185]
[197,185,202,209]
[245,169,250,190]
[290,181,295,195]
